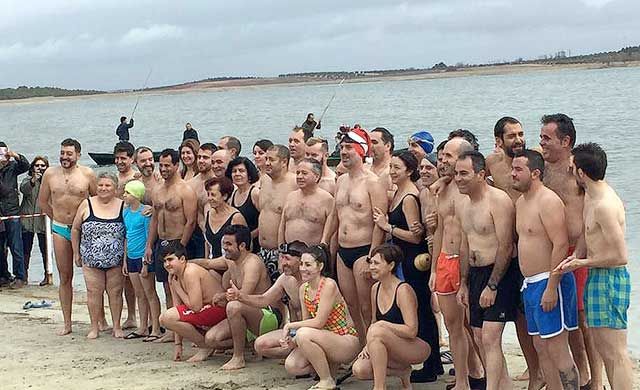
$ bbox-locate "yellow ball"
[414,253,431,272]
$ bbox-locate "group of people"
[2,111,633,390]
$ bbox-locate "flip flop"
[440,350,454,365]
[142,335,161,342]
[23,300,53,309]
[124,332,147,340]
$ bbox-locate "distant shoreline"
[3,60,640,105]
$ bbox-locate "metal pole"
[45,215,54,278]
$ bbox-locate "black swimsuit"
[375,282,406,324]
[388,193,428,281]
[231,186,260,253]
[205,210,239,258]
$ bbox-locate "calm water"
[3,66,639,350]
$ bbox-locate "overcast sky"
[1,0,638,90]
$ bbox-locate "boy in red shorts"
[158,240,227,362]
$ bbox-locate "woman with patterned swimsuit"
[282,245,360,390]
[71,172,126,339]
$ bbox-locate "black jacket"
[0,154,30,216]
[116,119,134,141]
[182,128,199,142]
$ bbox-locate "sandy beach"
[2,284,638,389]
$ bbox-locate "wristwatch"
[487,282,498,291]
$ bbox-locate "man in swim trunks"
[226,240,307,360]
[258,145,297,283]
[455,151,518,390]
[485,116,543,388]
[134,146,163,205]
[218,136,241,160]
[39,138,97,335]
[305,137,336,195]
[211,149,230,179]
[322,127,387,341]
[113,141,139,329]
[556,143,633,389]
[539,114,595,388]
[287,127,309,174]
[512,149,579,390]
[144,149,197,341]
[431,135,484,389]
[200,225,278,370]
[186,143,217,259]
[279,158,333,246]
[157,240,226,363]
[370,127,394,195]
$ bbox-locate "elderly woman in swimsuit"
[281,244,360,390]
[353,243,431,390]
[226,157,261,253]
[71,172,126,339]
[203,176,246,259]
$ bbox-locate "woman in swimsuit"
[226,157,261,253]
[203,176,246,258]
[373,151,443,381]
[179,139,199,181]
[71,172,126,339]
[353,243,431,389]
[281,244,360,390]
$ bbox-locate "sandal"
[440,350,454,365]
[142,335,161,342]
[124,332,147,340]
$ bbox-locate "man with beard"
[144,149,197,341]
[305,137,336,195]
[202,225,278,370]
[301,112,321,137]
[485,117,543,389]
[218,136,241,160]
[322,128,387,341]
[556,143,633,390]
[225,240,308,361]
[134,146,162,205]
[512,149,579,390]
[113,141,140,329]
[186,143,217,259]
[211,149,230,179]
[539,114,596,389]
[370,127,394,195]
[288,127,309,173]
[258,145,297,282]
[455,151,519,390]
[279,158,333,246]
[39,138,97,335]
[431,136,485,390]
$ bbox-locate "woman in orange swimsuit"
[281,244,360,390]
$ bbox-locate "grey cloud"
[0,0,638,90]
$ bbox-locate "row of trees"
[0,86,104,101]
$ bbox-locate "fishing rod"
[318,77,345,123]
[130,67,153,119]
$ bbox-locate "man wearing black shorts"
[454,151,519,390]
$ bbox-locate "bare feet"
[99,320,111,332]
[527,375,546,390]
[309,379,337,390]
[87,328,99,339]
[112,328,124,338]
[515,368,530,381]
[221,356,246,370]
[153,331,174,343]
[400,368,413,390]
[57,326,72,336]
[186,348,214,363]
[122,319,137,330]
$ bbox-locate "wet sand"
[3,283,637,389]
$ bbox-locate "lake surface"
[3,66,639,351]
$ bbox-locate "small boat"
[88,152,162,166]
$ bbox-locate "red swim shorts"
[435,252,460,295]
[568,246,588,312]
[177,304,227,329]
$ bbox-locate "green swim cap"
[124,180,145,201]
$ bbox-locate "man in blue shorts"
[557,143,633,389]
[512,149,579,389]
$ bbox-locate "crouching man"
[158,240,227,362]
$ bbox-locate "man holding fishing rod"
[116,116,135,142]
